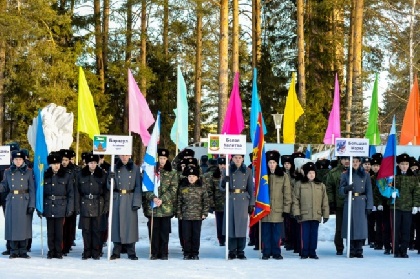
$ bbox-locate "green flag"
[365,73,380,145]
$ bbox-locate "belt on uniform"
[11,190,29,194]
[114,189,135,194]
[229,189,246,194]
[84,194,100,199]
[45,195,67,200]
[353,192,365,197]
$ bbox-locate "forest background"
[0,0,417,163]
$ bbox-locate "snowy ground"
[0,210,419,279]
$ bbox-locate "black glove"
[295,215,302,221]
[27,207,34,215]
[366,209,372,215]
[36,210,42,218]
[248,205,255,214]
[323,218,329,224]
[213,168,221,179]
[132,206,140,211]
[282,212,289,218]
[208,207,215,214]
[344,183,354,192]
[66,211,73,217]
[109,172,115,179]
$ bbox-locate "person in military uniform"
[77,153,109,260]
[177,166,209,260]
[221,154,255,260]
[109,154,142,260]
[145,148,178,260]
[361,157,376,248]
[261,150,291,260]
[207,157,226,246]
[280,154,295,251]
[0,150,35,259]
[40,153,74,259]
[1,142,20,256]
[315,159,330,185]
[340,156,373,258]
[325,156,350,255]
[293,162,329,259]
[390,153,420,258]
[200,155,209,174]
[60,149,79,255]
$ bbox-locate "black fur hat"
[85,153,100,164]
[371,158,381,166]
[60,149,74,159]
[315,159,330,170]
[158,148,170,158]
[281,155,293,165]
[217,157,226,165]
[185,157,198,167]
[11,150,25,160]
[361,157,371,165]
[396,153,410,164]
[302,162,317,176]
[47,153,62,165]
[182,166,200,177]
[266,150,280,164]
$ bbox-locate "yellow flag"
[78,67,100,139]
[283,72,304,143]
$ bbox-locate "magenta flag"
[128,69,155,145]
[323,73,341,144]
[221,72,245,134]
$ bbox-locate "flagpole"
[107,154,115,260]
[225,152,229,260]
[76,131,80,165]
[346,155,353,258]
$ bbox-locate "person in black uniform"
[77,153,109,260]
[39,153,74,259]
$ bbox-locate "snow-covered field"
[0,210,419,279]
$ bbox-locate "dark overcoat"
[43,167,74,218]
[0,163,35,240]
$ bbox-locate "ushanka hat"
[302,162,317,176]
[182,166,200,177]
[396,153,410,164]
[85,153,100,164]
[266,150,280,164]
[47,153,62,165]
[158,148,170,158]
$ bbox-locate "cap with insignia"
[292,152,305,159]
[47,153,62,165]
[217,157,226,165]
[12,150,25,160]
[185,158,198,167]
[85,153,100,164]
[396,153,410,164]
[315,159,330,170]
[7,142,20,152]
[182,166,200,177]
[372,153,383,161]
[266,150,280,165]
[281,155,293,165]
[158,148,170,158]
[361,157,371,164]
[81,152,89,161]
[371,158,381,166]
[302,162,317,176]
[60,149,74,159]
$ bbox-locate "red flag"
[221,72,244,134]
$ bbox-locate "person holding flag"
[145,148,178,260]
[40,152,74,259]
[260,150,292,260]
[220,154,254,260]
[0,150,35,259]
[292,162,329,259]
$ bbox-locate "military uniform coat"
[326,165,347,209]
[292,178,329,222]
[43,168,74,218]
[340,168,373,240]
[391,169,420,211]
[206,167,225,212]
[0,163,35,241]
[77,166,109,229]
[221,163,255,238]
[109,160,142,244]
[262,167,292,223]
[177,179,209,220]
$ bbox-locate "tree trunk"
[409,0,416,86]
[345,0,354,137]
[232,0,239,73]
[351,0,363,136]
[194,1,203,143]
[102,0,110,79]
[139,0,148,163]
[163,0,169,60]
[297,0,305,107]
[218,0,229,133]
[124,0,133,134]
[94,0,105,94]
[252,0,261,69]
[0,0,6,144]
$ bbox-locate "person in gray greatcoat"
[40,153,74,259]
[108,155,142,260]
[340,156,373,258]
[77,153,109,260]
[0,150,35,259]
[221,154,255,260]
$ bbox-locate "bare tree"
[194,0,203,142]
[218,0,229,132]
[297,0,305,106]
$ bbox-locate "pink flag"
[221,72,245,134]
[323,73,341,144]
[128,69,155,145]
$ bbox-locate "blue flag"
[34,110,49,213]
[250,68,267,142]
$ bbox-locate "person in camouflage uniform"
[145,148,178,260]
[390,153,420,258]
[206,157,226,246]
[177,166,209,260]
[325,156,350,255]
[315,159,330,185]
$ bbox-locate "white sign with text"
[207,134,247,155]
[335,138,369,157]
[92,135,133,155]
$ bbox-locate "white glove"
[412,207,418,215]
[377,205,383,211]
[391,191,397,199]
[372,206,376,211]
